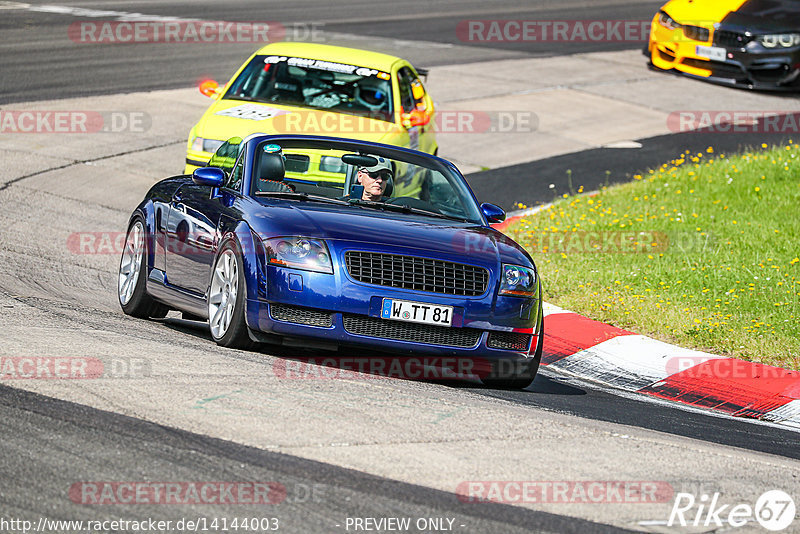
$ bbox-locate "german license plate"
[695,45,726,62]
[381,298,453,327]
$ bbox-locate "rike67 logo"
[669,490,796,531]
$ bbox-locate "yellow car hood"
[195,99,403,144]
[661,0,748,24]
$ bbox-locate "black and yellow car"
[647,0,800,90]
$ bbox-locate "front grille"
[749,62,793,82]
[343,314,481,348]
[658,48,676,62]
[681,58,744,78]
[682,25,710,42]
[714,30,751,48]
[270,304,333,327]
[487,331,532,351]
[345,251,489,297]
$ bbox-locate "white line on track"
[1,2,455,50]
[0,2,195,21]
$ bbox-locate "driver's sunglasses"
[363,170,390,180]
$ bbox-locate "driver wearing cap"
[356,158,393,201]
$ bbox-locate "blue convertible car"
[118,135,543,388]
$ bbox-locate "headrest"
[260,152,285,181]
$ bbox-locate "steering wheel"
[307,80,358,100]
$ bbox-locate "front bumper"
[247,300,540,365]
[244,256,542,367]
[649,23,800,91]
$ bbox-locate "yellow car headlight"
[657,11,680,31]
[191,137,224,153]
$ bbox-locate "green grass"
[505,143,800,370]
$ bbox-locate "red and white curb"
[541,303,800,429]
[492,211,800,430]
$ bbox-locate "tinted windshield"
[251,141,484,224]
[224,55,394,121]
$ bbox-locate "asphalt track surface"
[0,0,663,103]
[0,385,631,534]
[2,1,800,532]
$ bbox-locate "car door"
[165,138,244,295]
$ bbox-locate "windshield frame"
[245,136,486,225]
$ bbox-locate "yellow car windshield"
[224,55,394,121]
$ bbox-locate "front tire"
[118,217,168,319]
[208,240,253,349]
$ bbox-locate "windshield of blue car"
[224,55,394,121]
[251,143,484,224]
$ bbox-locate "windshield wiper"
[255,191,349,205]
[350,200,471,222]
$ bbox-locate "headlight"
[758,33,800,48]
[191,137,225,153]
[265,237,333,274]
[657,11,680,31]
[498,264,537,297]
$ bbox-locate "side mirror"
[401,109,430,129]
[193,167,225,187]
[481,203,506,223]
[199,79,221,98]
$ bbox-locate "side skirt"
[146,268,208,319]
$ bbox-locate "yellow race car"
[647,0,800,90]
[185,42,437,174]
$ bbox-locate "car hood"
[663,0,800,33]
[247,201,533,267]
[196,99,403,145]
[720,0,800,34]
[662,0,745,24]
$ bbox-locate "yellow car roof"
[251,42,403,71]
